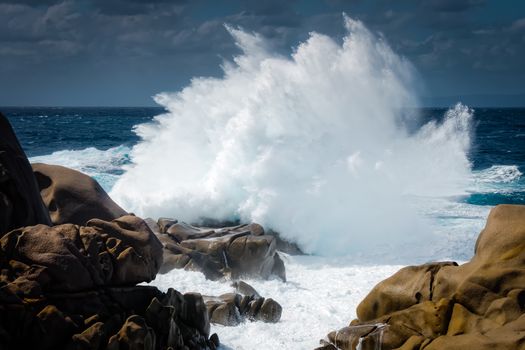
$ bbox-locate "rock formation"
[148,219,286,281]
[0,216,218,349]
[318,204,525,350]
[32,163,127,226]
[204,281,282,326]
[0,112,51,236]
[0,115,219,350]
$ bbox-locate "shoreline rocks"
[0,112,51,236]
[204,281,282,326]
[0,216,219,349]
[32,163,127,226]
[319,204,525,350]
[0,114,219,350]
[151,219,287,281]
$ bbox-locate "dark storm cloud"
[422,0,486,13]
[0,0,523,106]
[0,0,62,6]
[89,0,188,16]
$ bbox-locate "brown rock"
[86,215,163,285]
[232,280,260,298]
[210,301,242,326]
[321,205,525,350]
[36,305,79,350]
[258,298,283,323]
[67,321,106,350]
[0,113,217,350]
[158,221,286,281]
[0,112,51,236]
[204,289,282,327]
[182,292,210,338]
[0,215,163,293]
[107,315,156,350]
[32,163,127,225]
[356,261,457,322]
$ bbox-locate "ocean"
[3,18,525,350]
[3,106,524,349]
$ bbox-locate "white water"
[148,255,402,350]
[473,165,522,183]
[26,16,522,350]
[110,16,473,257]
[30,145,130,190]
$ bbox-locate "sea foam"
[111,16,473,256]
[30,145,131,191]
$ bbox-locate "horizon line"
[2,105,525,109]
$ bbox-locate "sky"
[0,0,524,107]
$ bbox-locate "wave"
[110,15,474,256]
[29,145,131,191]
[473,165,522,184]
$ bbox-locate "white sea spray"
[110,16,473,256]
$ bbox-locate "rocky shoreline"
[2,110,525,349]
[1,112,287,349]
[317,205,525,350]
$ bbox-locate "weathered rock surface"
[204,281,282,326]
[0,112,51,236]
[1,215,163,293]
[319,204,525,350]
[0,217,218,349]
[32,163,127,225]
[0,113,218,349]
[155,219,286,281]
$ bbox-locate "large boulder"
[1,215,163,294]
[319,204,525,350]
[32,163,127,225]
[0,112,218,349]
[204,281,282,326]
[0,218,217,350]
[0,285,218,350]
[0,112,51,236]
[155,220,286,281]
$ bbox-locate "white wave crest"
[474,165,522,184]
[30,145,130,191]
[111,16,473,256]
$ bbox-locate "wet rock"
[143,218,160,234]
[210,333,220,348]
[321,204,525,350]
[209,300,242,326]
[32,163,127,225]
[315,339,339,350]
[258,298,282,323]
[1,215,163,293]
[37,305,79,349]
[107,315,156,350]
[204,283,282,326]
[0,112,51,236]
[0,115,217,350]
[182,292,210,338]
[232,280,260,298]
[157,221,286,281]
[86,215,164,285]
[157,218,178,234]
[267,228,304,255]
[0,249,216,350]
